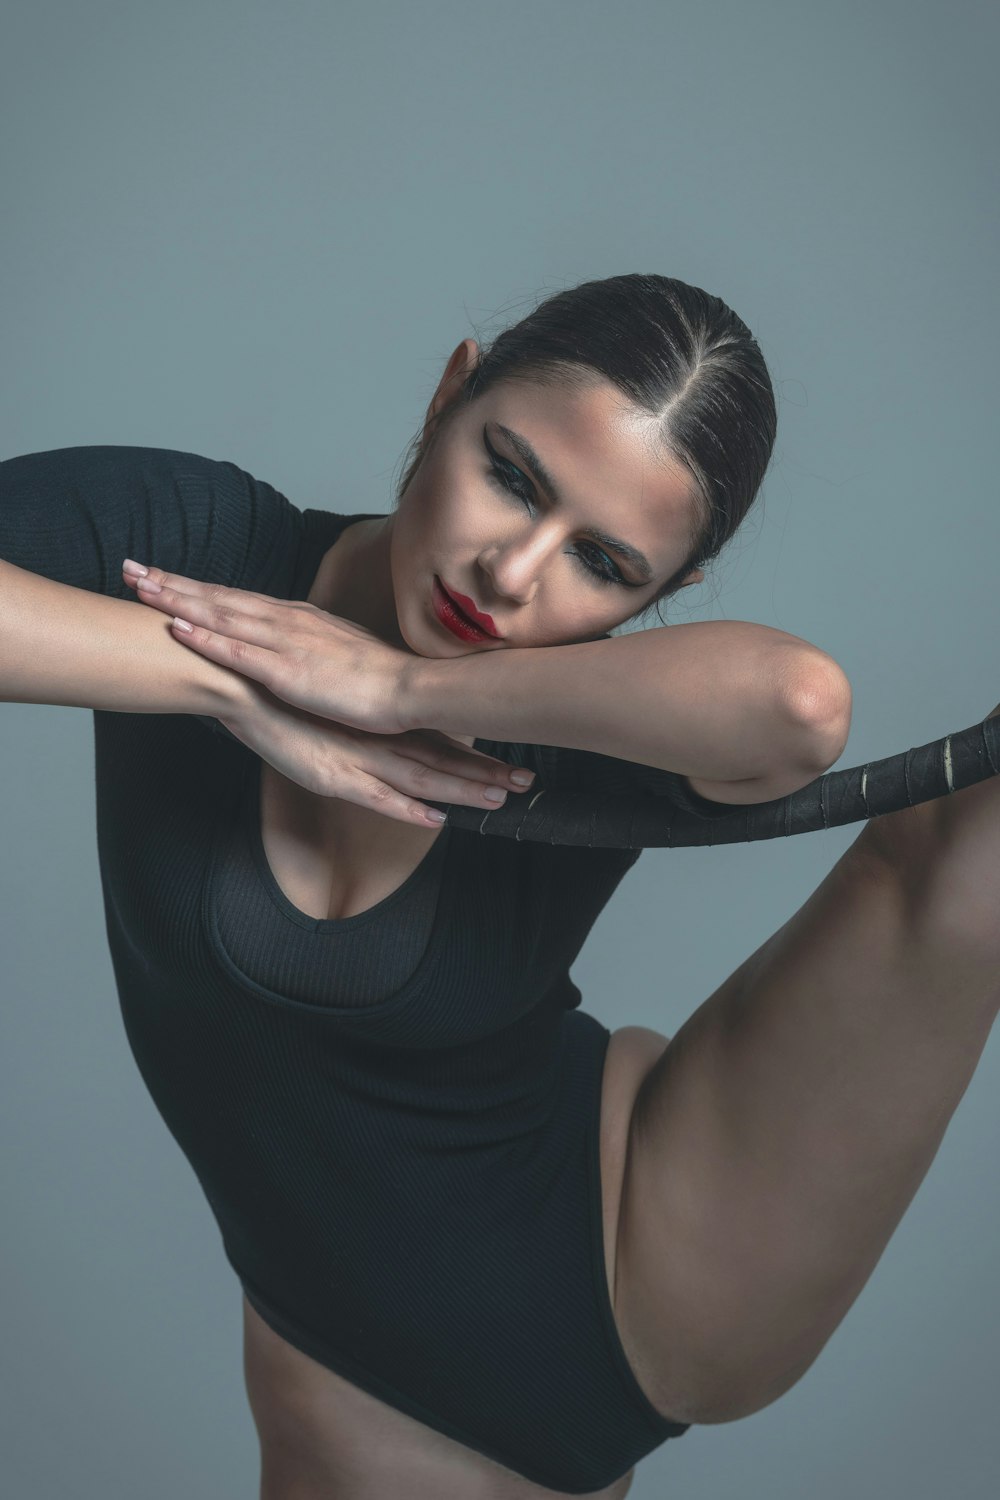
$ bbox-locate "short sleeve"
[0,444,300,598]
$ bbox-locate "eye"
[482,434,628,588]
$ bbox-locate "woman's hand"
[121,559,415,736]
[216,677,533,827]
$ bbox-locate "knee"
[609,1024,672,1063]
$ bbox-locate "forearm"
[0,559,246,716]
[401,621,850,787]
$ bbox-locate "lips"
[438,579,500,638]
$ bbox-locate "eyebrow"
[489,421,655,583]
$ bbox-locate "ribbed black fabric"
[0,446,715,1493]
[214,753,447,1006]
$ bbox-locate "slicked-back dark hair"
[395,273,776,623]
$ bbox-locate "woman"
[2,274,996,1499]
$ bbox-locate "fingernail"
[483,787,508,803]
[510,770,535,787]
[122,558,148,577]
[137,575,162,593]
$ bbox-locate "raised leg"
[612,705,1000,1427]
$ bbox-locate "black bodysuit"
[1,445,731,1493]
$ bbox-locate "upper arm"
[0,444,299,597]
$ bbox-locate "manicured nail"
[510,770,535,786]
[122,558,148,577]
[137,575,162,592]
[172,617,193,633]
[483,787,508,803]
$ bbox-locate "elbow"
[782,653,853,771]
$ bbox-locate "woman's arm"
[399,621,852,804]
[108,557,850,803]
[0,558,249,716]
[0,562,531,825]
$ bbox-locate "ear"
[680,567,705,588]
[425,338,481,431]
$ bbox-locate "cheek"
[400,466,465,546]
[394,496,438,565]
[531,594,614,648]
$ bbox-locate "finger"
[399,731,535,791]
[128,575,284,652]
[397,755,518,813]
[352,772,450,828]
[164,615,280,690]
[122,560,274,610]
[123,564,283,633]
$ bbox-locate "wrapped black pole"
[433,713,1000,850]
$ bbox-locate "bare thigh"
[613,795,1000,1427]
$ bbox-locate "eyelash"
[483,452,632,588]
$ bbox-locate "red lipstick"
[432,577,501,642]
[443,583,499,637]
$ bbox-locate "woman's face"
[386,340,704,659]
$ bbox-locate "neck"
[313,514,407,649]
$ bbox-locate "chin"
[394,609,443,659]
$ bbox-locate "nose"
[478,522,560,607]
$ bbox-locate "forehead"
[481,377,698,558]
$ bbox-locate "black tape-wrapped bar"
[433,714,1000,849]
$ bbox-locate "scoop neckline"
[246,753,452,933]
[203,787,462,1019]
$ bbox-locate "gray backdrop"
[2,1,997,1495]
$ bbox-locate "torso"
[240,524,671,1499]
